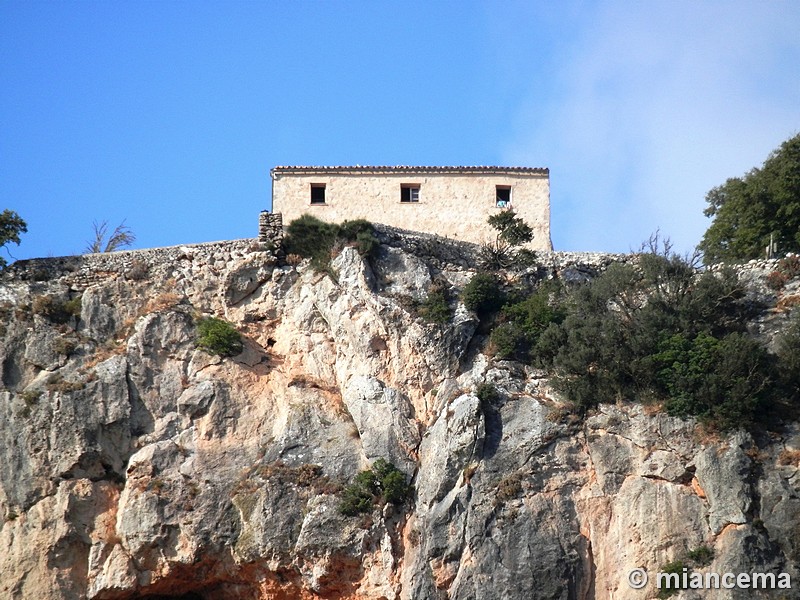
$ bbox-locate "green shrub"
[491,287,566,361]
[533,321,568,366]
[462,273,505,317]
[282,214,339,270]
[654,546,714,598]
[676,268,751,336]
[657,560,688,598]
[31,295,81,324]
[489,322,525,360]
[533,266,637,387]
[539,250,773,427]
[504,290,561,335]
[653,332,774,430]
[476,383,501,407]
[686,545,715,567]
[64,297,82,318]
[338,459,412,516]
[418,284,452,324]
[338,219,379,257]
[381,469,411,504]
[283,215,379,271]
[339,484,374,516]
[196,317,243,357]
[514,248,538,269]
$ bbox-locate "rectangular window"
[401,185,420,203]
[496,186,511,208]
[310,184,326,204]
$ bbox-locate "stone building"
[270,165,552,250]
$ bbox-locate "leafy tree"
[0,209,27,269]
[86,220,136,253]
[536,246,773,427]
[699,133,800,263]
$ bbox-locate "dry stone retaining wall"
[3,239,267,291]
[5,221,637,291]
[8,219,792,294]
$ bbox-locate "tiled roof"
[271,165,548,175]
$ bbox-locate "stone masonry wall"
[1,239,266,293]
[272,169,553,250]
[258,211,283,245]
[6,217,789,298]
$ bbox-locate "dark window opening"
[496,186,511,208]
[310,184,326,204]
[401,185,420,203]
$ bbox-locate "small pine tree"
[481,210,535,270]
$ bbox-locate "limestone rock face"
[0,239,798,600]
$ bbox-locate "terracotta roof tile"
[271,165,548,175]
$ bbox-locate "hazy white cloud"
[505,1,800,252]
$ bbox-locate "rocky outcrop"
[0,237,798,600]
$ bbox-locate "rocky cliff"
[0,232,798,600]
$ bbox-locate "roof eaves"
[271,165,549,176]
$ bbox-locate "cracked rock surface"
[0,239,798,600]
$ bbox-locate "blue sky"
[2,1,798,261]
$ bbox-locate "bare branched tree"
[86,220,136,253]
[636,229,702,269]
